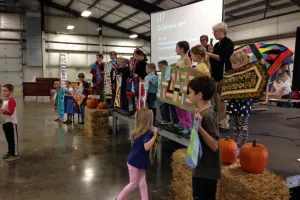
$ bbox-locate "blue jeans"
[79,99,87,123]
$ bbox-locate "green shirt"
[192,108,221,179]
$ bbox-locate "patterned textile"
[217,61,269,100]
[90,62,104,86]
[149,135,161,165]
[226,99,252,118]
[186,119,202,169]
[57,88,65,120]
[234,43,293,76]
[157,67,198,111]
[229,115,249,147]
[103,62,112,96]
[73,87,86,105]
[114,75,122,108]
[138,78,148,109]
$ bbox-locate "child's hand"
[134,74,138,78]
[260,58,265,65]
[208,44,213,52]
[187,64,193,68]
[194,109,203,125]
[152,126,158,136]
[149,80,154,84]
[0,108,4,113]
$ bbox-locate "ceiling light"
[81,10,92,17]
[66,25,74,30]
[129,34,138,39]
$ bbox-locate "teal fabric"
[164,66,172,81]
[145,71,158,93]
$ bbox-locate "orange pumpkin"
[86,98,97,109]
[240,140,268,174]
[97,102,108,109]
[220,137,238,165]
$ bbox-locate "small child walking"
[117,108,158,200]
[64,81,74,124]
[227,51,252,148]
[0,84,19,162]
[145,63,158,122]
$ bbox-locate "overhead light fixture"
[81,10,92,17]
[129,34,138,39]
[67,25,75,30]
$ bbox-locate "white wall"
[44,7,151,82]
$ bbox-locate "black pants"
[3,122,19,156]
[121,87,129,111]
[192,177,217,200]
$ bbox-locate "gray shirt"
[192,108,221,179]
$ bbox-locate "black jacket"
[134,60,148,80]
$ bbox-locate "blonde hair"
[230,51,249,66]
[191,45,210,70]
[213,22,228,34]
[132,108,153,139]
[277,72,288,82]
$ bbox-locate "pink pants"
[175,106,192,130]
[117,164,148,200]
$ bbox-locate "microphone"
[210,38,213,46]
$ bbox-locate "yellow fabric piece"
[196,63,209,73]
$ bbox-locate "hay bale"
[84,107,110,137]
[171,149,290,200]
[217,162,290,200]
[171,149,192,200]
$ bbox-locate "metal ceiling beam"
[86,0,102,10]
[114,0,163,14]
[290,0,300,6]
[99,3,123,20]
[41,0,150,41]
[153,0,165,5]
[141,31,151,35]
[226,2,295,22]
[225,0,278,17]
[114,10,141,25]
[225,0,246,9]
[66,0,75,8]
[128,20,150,31]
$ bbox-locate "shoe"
[78,122,84,125]
[54,118,60,122]
[63,120,69,124]
[2,153,11,159]
[67,120,72,124]
[56,118,63,123]
[4,155,20,162]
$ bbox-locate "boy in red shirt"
[0,84,19,162]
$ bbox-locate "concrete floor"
[0,99,174,200]
[1,99,300,200]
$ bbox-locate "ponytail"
[204,53,211,70]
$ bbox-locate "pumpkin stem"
[226,136,229,141]
[253,140,257,147]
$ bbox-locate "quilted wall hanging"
[157,67,198,111]
[217,61,269,100]
[234,43,293,76]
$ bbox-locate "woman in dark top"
[207,22,234,131]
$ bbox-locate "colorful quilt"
[138,78,148,109]
[104,62,112,95]
[114,75,122,107]
[157,67,198,111]
[73,87,86,105]
[57,88,65,120]
[217,61,269,100]
[150,135,161,165]
[186,118,202,169]
[234,43,293,76]
[90,62,103,85]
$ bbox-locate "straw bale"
[171,149,290,200]
[84,107,110,137]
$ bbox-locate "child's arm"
[144,127,158,151]
[193,68,210,77]
[0,98,16,115]
[195,110,219,152]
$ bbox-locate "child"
[64,81,74,124]
[109,51,118,108]
[227,51,252,148]
[187,76,221,200]
[157,60,178,124]
[190,44,210,76]
[268,73,292,99]
[175,41,193,135]
[145,63,158,122]
[117,108,158,200]
[53,81,61,122]
[117,57,130,111]
[133,50,148,80]
[78,73,90,124]
[0,84,19,162]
